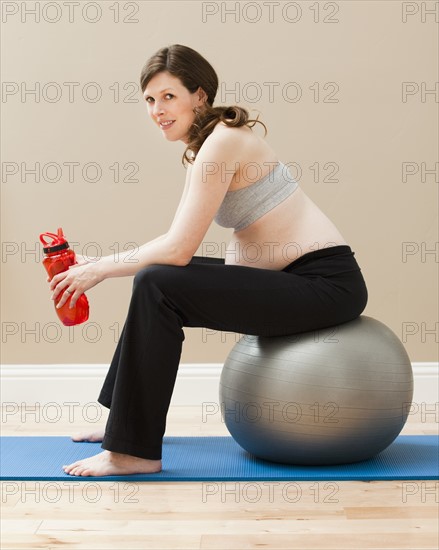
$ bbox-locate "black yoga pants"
[97,245,368,460]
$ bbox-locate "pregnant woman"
[48,44,368,476]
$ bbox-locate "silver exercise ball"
[219,315,413,465]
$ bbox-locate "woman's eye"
[145,93,174,103]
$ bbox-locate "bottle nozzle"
[40,227,68,253]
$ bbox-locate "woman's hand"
[45,254,99,282]
[49,261,103,309]
[72,253,100,267]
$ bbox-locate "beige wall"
[1,1,437,365]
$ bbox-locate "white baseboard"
[1,363,438,409]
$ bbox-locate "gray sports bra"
[214,161,299,232]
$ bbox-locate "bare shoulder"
[182,124,240,184]
[190,121,272,187]
[208,121,250,145]
[211,120,253,140]
[199,122,253,161]
[209,120,278,177]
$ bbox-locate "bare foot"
[62,450,162,477]
[71,428,105,442]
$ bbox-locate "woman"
[54,44,368,476]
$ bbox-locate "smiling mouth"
[159,120,175,128]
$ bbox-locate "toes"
[62,452,107,477]
[71,433,86,441]
[63,461,85,475]
[68,466,82,476]
[63,460,81,472]
[75,466,94,477]
[71,433,101,443]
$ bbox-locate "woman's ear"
[197,86,208,105]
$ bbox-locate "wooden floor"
[1,404,438,549]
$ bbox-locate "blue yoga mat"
[0,435,438,482]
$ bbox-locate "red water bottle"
[40,227,89,326]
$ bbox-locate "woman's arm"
[73,233,170,270]
[51,131,237,308]
[49,172,194,308]
[49,232,184,309]
[93,232,184,280]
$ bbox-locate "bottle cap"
[39,227,70,254]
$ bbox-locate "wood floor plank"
[199,532,437,549]
[35,518,438,535]
[0,520,41,534]
[0,534,202,549]
[345,506,439,519]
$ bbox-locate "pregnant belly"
[223,190,348,270]
[223,234,303,270]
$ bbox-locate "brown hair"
[139,44,268,167]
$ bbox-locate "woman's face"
[143,71,206,144]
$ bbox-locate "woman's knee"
[132,264,181,293]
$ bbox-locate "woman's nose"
[153,101,164,117]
